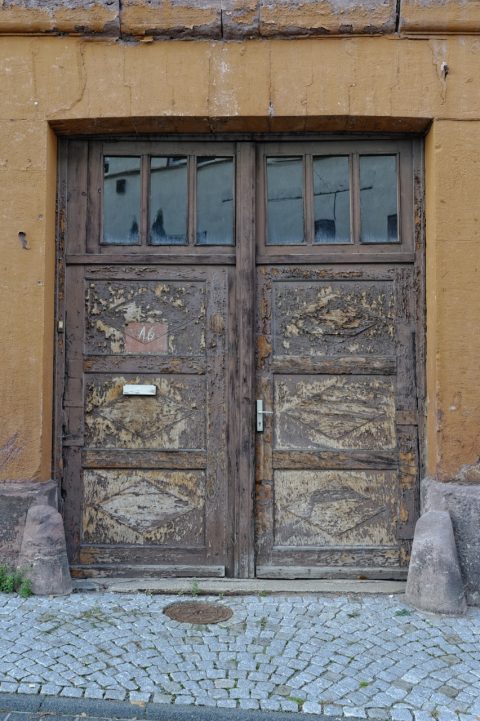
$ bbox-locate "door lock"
[256,399,273,432]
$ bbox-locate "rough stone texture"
[0,0,120,35]
[0,481,57,567]
[3,0,479,38]
[0,0,397,37]
[406,510,466,615]
[17,504,72,596]
[120,0,222,39]
[259,0,396,37]
[221,0,259,38]
[400,0,480,34]
[422,478,480,606]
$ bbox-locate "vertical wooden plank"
[396,425,419,541]
[53,139,69,502]
[255,266,274,562]
[205,267,229,568]
[87,141,103,253]
[395,267,417,411]
[65,140,88,255]
[399,140,415,252]
[63,447,82,562]
[256,145,266,255]
[225,266,237,576]
[62,264,86,562]
[234,142,256,578]
[413,138,426,479]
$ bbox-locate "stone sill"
[0,1,478,39]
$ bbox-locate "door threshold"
[72,576,406,596]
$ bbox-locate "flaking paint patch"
[84,375,206,450]
[274,280,395,357]
[95,319,123,353]
[274,375,396,451]
[83,468,205,545]
[274,469,397,547]
[87,280,205,356]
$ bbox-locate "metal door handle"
[256,399,273,432]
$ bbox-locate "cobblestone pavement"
[1,592,480,721]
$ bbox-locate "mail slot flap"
[122,384,157,396]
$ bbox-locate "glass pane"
[196,157,234,245]
[360,155,398,243]
[266,157,304,245]
[103,156,141,245]
[149,157,187,245]
[313,156,351,244]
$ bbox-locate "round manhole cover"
[163,601,233,625]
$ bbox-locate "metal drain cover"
[163,601,233,625]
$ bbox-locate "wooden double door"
[58,139,422,579]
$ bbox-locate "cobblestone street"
[2,591,480,721]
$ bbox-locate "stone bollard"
[18,504,72,596]
[423,475,480,606]
[406,510,466,615]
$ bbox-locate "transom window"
[103,152,235,247]
[265,153,398,245]
[95,139,414,257]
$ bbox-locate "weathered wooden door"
[58,138,422,579]
[255,265,419,577]
[254,141,422,578]
[59,142,237,577]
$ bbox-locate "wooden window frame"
[256,139,414,263]
[88,140,237,257]
[74,137,417,265]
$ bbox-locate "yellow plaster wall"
[425,120,480,479]
[0,35,479,481]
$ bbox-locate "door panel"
[255,264,419,578]
[274,375,396,451]
[63,265,230,577]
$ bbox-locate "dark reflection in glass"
[103,156,141,245]
[149,157,188,245]
[313,156,351,244]
[196,157,234,245]
[266,157,304,245]
[360,155,398,243]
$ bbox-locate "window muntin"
[262,148,402,249]
[102,151,236,248]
